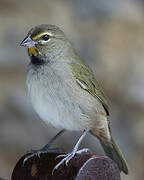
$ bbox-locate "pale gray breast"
[26,62,105,131]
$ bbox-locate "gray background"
[0,0,144,179]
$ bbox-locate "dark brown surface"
[76,155,121,180]
[11,152,121,180]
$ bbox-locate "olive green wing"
[71,62,109,115]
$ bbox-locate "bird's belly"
[27,73,90,131]
[31,90,88,130]
[26,64,106,131]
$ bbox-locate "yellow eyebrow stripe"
[31,32,53,40]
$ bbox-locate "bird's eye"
[41,34,50,41]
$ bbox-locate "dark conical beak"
[20,36,36,47]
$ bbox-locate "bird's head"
[20,24,69,63]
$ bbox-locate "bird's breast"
[26,63,92,131]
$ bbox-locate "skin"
[21,24,128,174]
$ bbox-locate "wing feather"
[71,62,109,115]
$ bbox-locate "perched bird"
[20,24,128,174]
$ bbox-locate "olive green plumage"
[71,61,128,174]
[100,136,128,174]
[21,24,128,174]
[71,61,109,115]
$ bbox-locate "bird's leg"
[23,129,65,165]
[53,130,90,173]
[42,129,65,150]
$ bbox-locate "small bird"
[20,24,128,174]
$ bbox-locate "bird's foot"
[52,148,90,173]
[52,130,89,174]
[23,145,60,166]
[23,130,65,166]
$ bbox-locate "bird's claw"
[23,147,59,166]
[76,148,90,154]
[55,153,67,159]
[23,153,36,166]
[52,147,90,174]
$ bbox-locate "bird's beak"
[20,36,36,47]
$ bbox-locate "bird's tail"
[99,136,129,174]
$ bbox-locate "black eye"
[41,34,50,41]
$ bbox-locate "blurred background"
[0,0,144,179]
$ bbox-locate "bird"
[20,24,128,174]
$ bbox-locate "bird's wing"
[71,62,109,115]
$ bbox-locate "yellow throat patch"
[28,46,38,56]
